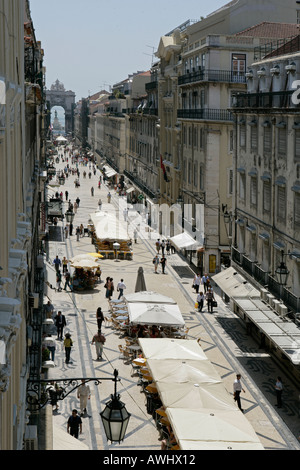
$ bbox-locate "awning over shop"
[212,267,259,298]
[126,187,135,194]
[103,165,117,178]
[170,232,199,251]
[233,297,300,365]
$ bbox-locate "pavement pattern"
[45,149,300,451]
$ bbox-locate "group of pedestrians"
[52,255,72,292]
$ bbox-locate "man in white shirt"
[233,374,245,412]
[117,279,126,299]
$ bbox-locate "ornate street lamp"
[58,175,65,185]
[275,250,290,286]
[27,370,131,443]
[65,209,75,224]
[100,370,131,443]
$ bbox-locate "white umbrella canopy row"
[138,338,264,450]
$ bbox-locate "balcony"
[232,246,300,314]
[123,169,156,200]
[146,81,158,91]
[178,108,233,121]
[178,69,246,86]
[232,90,298,110]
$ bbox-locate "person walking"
[161,240,165,256]
[53,255,61,273]
[44,300,54,319]
[65,190,68,201]
[67,409,82,439]
[43,334,56,363]
[69,222,73,236]
[64,333,73,364]
[98,198,102,211]
[166,240,171,255]
[77,380,91,416]
[76,226,80,241]
[62,256,68,273]
[155,239,161,253]
[275,376,283,408]
[206,287,215,313]
[107,192,111,203]
[233,374,245,412]
[201,274,207,293]
[197,291,205,312]
[91,186,94,196]
[54,311,66,340]
[160,256,167,274]
[56,269,62,292]
[193,273,201,293]
[64,225,69,240]
[153,255,160,273]
[91,330,106,360]
[117,279,126,299]
[133,229,138,243]
[64,270,73,291]
[96,307,104,332]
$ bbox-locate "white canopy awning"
[103,165,117,178]
[124,291,176,304]
[53,425,89,450]
[167,408,264,450]
[212,267,259,298]
[170,232,199,251]
[90,211,129,241]
[128,303,185,327]
[139,338,207,361]
[146,358,221,384]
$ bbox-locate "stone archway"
[46,80,76,136]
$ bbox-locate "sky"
[29,0,228,101]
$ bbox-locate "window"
[278,126,287,156]
[263,181,271,213]
[295,193,300,228]
[277,186,286,222]
[250,125,258,151]
[229,130,234,152]
[295,129,300,161]
[250,177,257,207]
[232,54,246,82]
[239,174,246,201]
[199,128,204,149]
[199,164,204,190]
[194,162,198,187]
[264,126,272,153]
[228,169,233,195]
[240,123,246,148]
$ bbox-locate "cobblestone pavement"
[45,152,300,451]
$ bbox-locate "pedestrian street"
[43,147,300,451]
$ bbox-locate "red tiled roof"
[236,21,300,38]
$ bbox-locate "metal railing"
[178,108,233,121]
[178,69,246,86]
[232,90,297,109]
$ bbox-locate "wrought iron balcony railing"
[178,69,246,86]
[178,108,233,121]
[232,90,299,110]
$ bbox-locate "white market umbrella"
[124,291,176,304]
[146,359,222,385]
[167,408,264,449]
[157,381,236,410]
[139,339,207,361]
[128,303,185,327]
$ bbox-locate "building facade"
[231,37,300,313]
[0,0,46,450]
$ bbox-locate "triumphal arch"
[46,80,76,135]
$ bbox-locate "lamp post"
[100,369,131,443]
[27,369,131,444]
[113,241,120,261]
[65,209,75,224]
[275,250,290,286]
